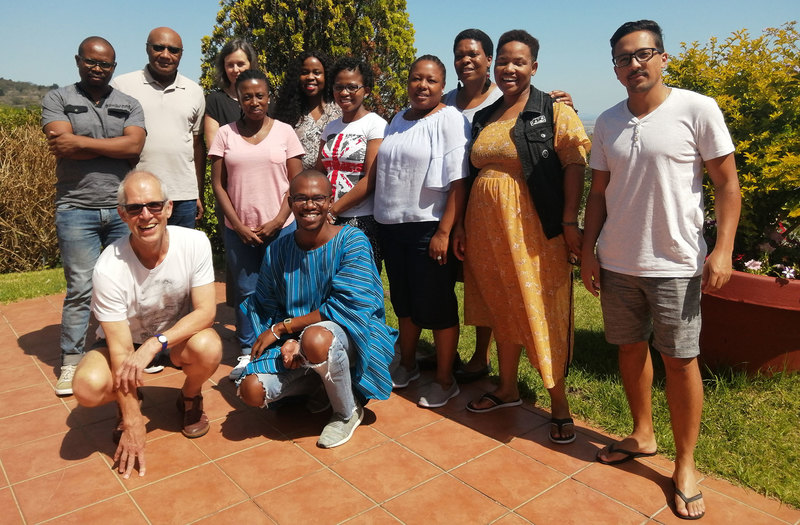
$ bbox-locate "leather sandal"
[176,392,210,438]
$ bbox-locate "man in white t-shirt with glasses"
[72,171,221,479]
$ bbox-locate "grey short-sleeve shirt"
[41,84,145,208]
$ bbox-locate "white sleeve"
[695,97,735,161]
[589,118,609,171]
[191,232,215,287]
[91,257,129,323]
[365,113,388,141]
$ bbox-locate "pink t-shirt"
[208,120,304,229]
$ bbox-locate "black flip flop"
[595,442,657,465]
[466,393,522,413]
[549,417,576,444]
[674,480,705,520]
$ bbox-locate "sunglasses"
[147,43,182,55]
[121,200,167,215]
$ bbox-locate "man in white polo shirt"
[112,27,205,229]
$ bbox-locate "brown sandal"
[176,392,210,438]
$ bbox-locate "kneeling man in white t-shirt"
[73,171,222,479]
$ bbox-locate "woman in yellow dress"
[454,30,590,444]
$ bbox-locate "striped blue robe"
[242,225,396,400]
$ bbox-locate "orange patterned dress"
[463,105,589,388]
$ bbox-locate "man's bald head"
[290,170,332,195]
[117,171,169,205]
[78,36,115,61]
[147,27,182,49]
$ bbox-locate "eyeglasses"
[121,200,167,215]
[78,56,116,71]
[289,194,330,206]
[147,43,183,55]
[332,84,365,94]
[612,48,661,68]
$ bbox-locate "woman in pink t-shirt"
[209,69,304,379]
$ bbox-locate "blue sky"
[1,0,796,118]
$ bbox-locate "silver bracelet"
[270,324,280,338]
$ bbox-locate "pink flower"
[744,260,762,270]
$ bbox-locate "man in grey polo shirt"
[42,36,146,396]
[112,27,206,229]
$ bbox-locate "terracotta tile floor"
[1,284,798,524]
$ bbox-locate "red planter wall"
[700,271,800,375]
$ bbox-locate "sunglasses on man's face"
[147,43,182,55]
[121,200,167,215]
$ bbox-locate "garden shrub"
[0,107,59,273]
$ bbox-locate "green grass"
[0,268,65,303]
[4,268,799,508]
[384,274,800,509]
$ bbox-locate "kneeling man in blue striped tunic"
[237,170,396,448]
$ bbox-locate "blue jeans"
[168,199,197,228]
[247,321,356,418]
[224,223,296,351]
[56,205,128,366]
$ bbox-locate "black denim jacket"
[467,85,565,239]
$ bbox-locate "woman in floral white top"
[273,50,341,169]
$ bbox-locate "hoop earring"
[484,76,491,90]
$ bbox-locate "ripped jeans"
[242,321,356,418]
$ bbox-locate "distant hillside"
[0,78,58,108]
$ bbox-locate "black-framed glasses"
[121,200,167,215]
[332,84,365,94]
[289,194,330,206]
[78,56,116,71]
[612,48,661,68]
[147,43,183,55]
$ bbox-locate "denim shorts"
[250,321,355,408]
[599,269,702,358]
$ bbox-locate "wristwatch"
[283,318,293,334]
[155,333,168,352]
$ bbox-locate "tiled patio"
[1,283,798,524]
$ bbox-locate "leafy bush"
[0,106,59,272]
[665,21,800,278]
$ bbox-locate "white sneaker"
[418,381,460,408]
[317,403,364,448]
[391,364,420,389]
[55,365,77,396]
[229,355,251,380]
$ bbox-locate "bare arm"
[429,178,466,266]
[580,169,610,296]
[329,138,383,217]
[561,163,585,257]
[314,139,326,173]
[203,115,221,151]
[44,121,145,160]
[251,308,325,360]
[193,134,205,220]
[702,153,741,291]
[102,320,147,478]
